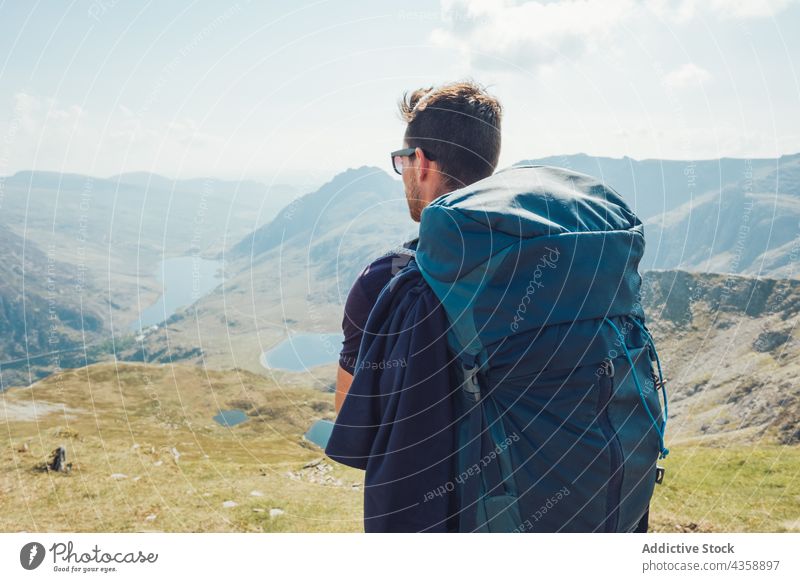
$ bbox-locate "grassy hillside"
[2,361,798,532]
[1,362,363,532]
[651,445,800,532]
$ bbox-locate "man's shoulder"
[341,239,421,367]
[357,238,418,284]
[373,237,418,265]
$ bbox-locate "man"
[335,80,503,413]
[327,81,663,534]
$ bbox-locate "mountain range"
[0,170,298,387]
[1,157,799,534]
[2,155,799,447]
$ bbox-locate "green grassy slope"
[1,362,363,532]
[3,362,798,532]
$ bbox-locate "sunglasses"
[390,147,436,175]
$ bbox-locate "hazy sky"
[1,0,798,188]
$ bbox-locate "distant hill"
[0,224,108,389]
[230,165,412,261]
[125,166,416,375]
[1,170,299,262]
[517,153,800,221]
[0,170,300,388]
[641,186,800,278]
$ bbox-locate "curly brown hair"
[398,79,502,189]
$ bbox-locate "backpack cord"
[629,317,670,430]
[603,317,670,460]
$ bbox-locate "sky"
[0,0,799,189]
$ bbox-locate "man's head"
[393,80,503,222]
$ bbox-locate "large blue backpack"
[415,164,669,532]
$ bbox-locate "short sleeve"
[339,276,371,374]
[339,251,415,374]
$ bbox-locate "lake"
[213,409,249,427]
[130,255,222,331]
[260,332,344,372]
[304,419,335,448]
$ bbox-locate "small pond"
[213,409,249,427]
[304,419,335,448]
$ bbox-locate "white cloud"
[710,0,797,18]
[431,0,637,71]
[431,0,800,71]
[647,0,798,21]
[13,92,84,136]
[166,118,221,148]
[662,63,712,89]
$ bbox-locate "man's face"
[403,165,424,223]
[400,142,424,222]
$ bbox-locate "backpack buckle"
[655,465,665,485]
[651,365,667,391]
[600,358,615,378]
[462,365,481,402]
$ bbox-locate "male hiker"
[334,80,503,413]
[326,81,668,533]
[326,80,501,533]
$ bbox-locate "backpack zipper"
[597,358,624,532]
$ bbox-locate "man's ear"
[414,147,431,181]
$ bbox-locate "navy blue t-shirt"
[339,239,418,374]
